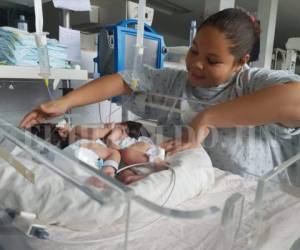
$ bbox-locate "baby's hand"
[161,126,209,155]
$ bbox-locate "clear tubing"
[34,0,43,34]
[34,0,51,92]
[136,0,146,49]
[189,20,197,47]
[131,0,146,90]
[36,36,50,79]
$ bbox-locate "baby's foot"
[116,169,145,185]
[123,174,145,185]
[101,166,116,177]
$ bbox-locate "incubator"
[0,112,243,250]
[1,88,300,249]
[1,1,299,249]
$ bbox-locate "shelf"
[0,65,88,89]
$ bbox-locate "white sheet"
[28,168,300,250]
[0,146,214,231]
[3,144,298,250]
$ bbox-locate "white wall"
[70,80,122,126]
[0,79,122,126]
[0,81,60,125]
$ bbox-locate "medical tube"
[136,0,146,50]
[131,0,146,90]
[189,20,197,47]
[34,0,51,93]
[35,34,50,80]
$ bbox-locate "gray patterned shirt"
[119,66,300,180]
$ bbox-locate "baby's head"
[186,8,260,88]
[120,121,151,139]
[29,123,69,149]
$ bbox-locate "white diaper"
[63,139,106,170]
[115,137,137,149]
[74,147,99,169]
[146,146,165,163]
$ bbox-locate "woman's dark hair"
[199,8,261,62]
[29,123,69,149]
[121,121,151,139]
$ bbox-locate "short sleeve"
[238,67,300,138]
[118,65,187,96]
[262,123,300,139]
[239,67,300,94]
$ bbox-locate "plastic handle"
[116,19,156,33]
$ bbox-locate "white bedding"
[28,168,300,250]
[2,144,298,250]
[0,146,214,231]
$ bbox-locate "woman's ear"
[234,54,250,73]
[240,53,250,65]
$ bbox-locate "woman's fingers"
[160,139,176,151]
[20,110,49,128]
[167,142,196,156]
[19,111,38,128]
[19,100,67,129]
[162,137,201,155]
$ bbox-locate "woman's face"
[185,25,242,88]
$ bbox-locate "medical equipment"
[273,37,300,73]
[247,152,300,250]
[0,114,239,249]
[189,20,197,47]
[1,85,300,249]
[14,214,49,239]
[164,46,189,70]
[282,37,300,73]
[0,208,33,250]
[131,0,146,91]
[127,1,154,26]
[34,0,51,90]
[17,15,28,31]
[94,19,166,76]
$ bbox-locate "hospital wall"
[0,81,60,125]
[0,79,122,126]
[0,28,121,127]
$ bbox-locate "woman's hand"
[19,99,68,128]
[160,126,210,155]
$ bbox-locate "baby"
[29,120,166,183]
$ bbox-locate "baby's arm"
[73,125,112,140]
[105,128,124,150]
[81,143,120,177]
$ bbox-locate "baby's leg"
[120,142,151,166]
[116,169,145,185]
[118,142,154,184]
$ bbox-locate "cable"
[98,102,103,124]
[108,98,112,123]
[116,162,176,207]
[105,91,136,121]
